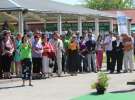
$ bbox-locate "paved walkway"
[0,72,135,100]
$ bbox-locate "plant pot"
[96,87,106,94]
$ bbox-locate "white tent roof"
[0,0,116,18]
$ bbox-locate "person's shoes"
[21,84,25,87]
[123,70,128,73]
[110,71,114,74]
[29,84,33,87]
[117,71,121,74]
[58,74,62,77]
[129,70,133,73]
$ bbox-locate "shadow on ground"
[0,85,24,90]
[110,88,135,93]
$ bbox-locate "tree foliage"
[84,0,134,10]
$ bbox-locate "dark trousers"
[77,54,82,72]
[0,55,2,78]
[2,54,12,72]
[32,58,42,73]
[68,51,78,73]
[22,58,32,80]
[106,51,112,71]
[111,52,123,72]
[0,65,2,78]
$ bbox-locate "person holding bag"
[42,34,55,78]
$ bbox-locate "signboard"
[117,11,128,35]
[46,22,110,32]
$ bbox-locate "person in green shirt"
[19,35,32,86]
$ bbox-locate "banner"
[117,11,128,35]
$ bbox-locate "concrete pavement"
[0,72,135,100]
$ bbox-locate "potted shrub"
[91,72,109,94]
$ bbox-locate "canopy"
[0,0,116,18]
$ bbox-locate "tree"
[84,0,134,10]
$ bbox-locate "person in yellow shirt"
[67,34,79,76]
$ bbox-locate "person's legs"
[87,54,92,72]
[117,52,123,72]
[92,53,96,72]
[111,51,116,73]
[0,66,2,78]
[15,61,21,76]
[96,51,99,70]
[2,55,12,79]
[22,80,25,86]
[98,51,103,70]
[42,56,49,78]
[56,56,62,76]
[128,50,134,72]
[21,60,26,86]
[106,51,112,71]
[26,59,32,86]
[96,50,103,71]
[77,54,82,73]
[123,52,128,72]
[32,58,37,73]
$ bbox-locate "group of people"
[0,29,134,86]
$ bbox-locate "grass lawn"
[72,92,135,100]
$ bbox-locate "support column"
[110,19,114,32]
[18,11,24,34]
[78,16,82,36]
[128,19,131,35]
[43,20,46,32]
[57,15,62,34]
[95,18,99,38]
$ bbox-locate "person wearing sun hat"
[1,30,14,79]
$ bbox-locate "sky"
[52,0,83,5]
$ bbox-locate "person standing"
[32,35,43,78]
[14,34,22,76]
[1,31,14,79]
[0,36,3,79]
[42,34,55,78]
[79,36,88,72]
[50,32,63,77]
[122,34,134,73]
[68,34,79,75]
[20,35,32,86]
[85,34,96,72]
[96,35,104,71]
[111,34,124,73]
[104,32,113,71]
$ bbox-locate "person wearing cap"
[111,34,124,73]
[50,32,63,77]
[32,34,43,78]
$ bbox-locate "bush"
[91,72,109,89]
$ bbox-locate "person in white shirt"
[50,32,63,77]
[104,32,113,71]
